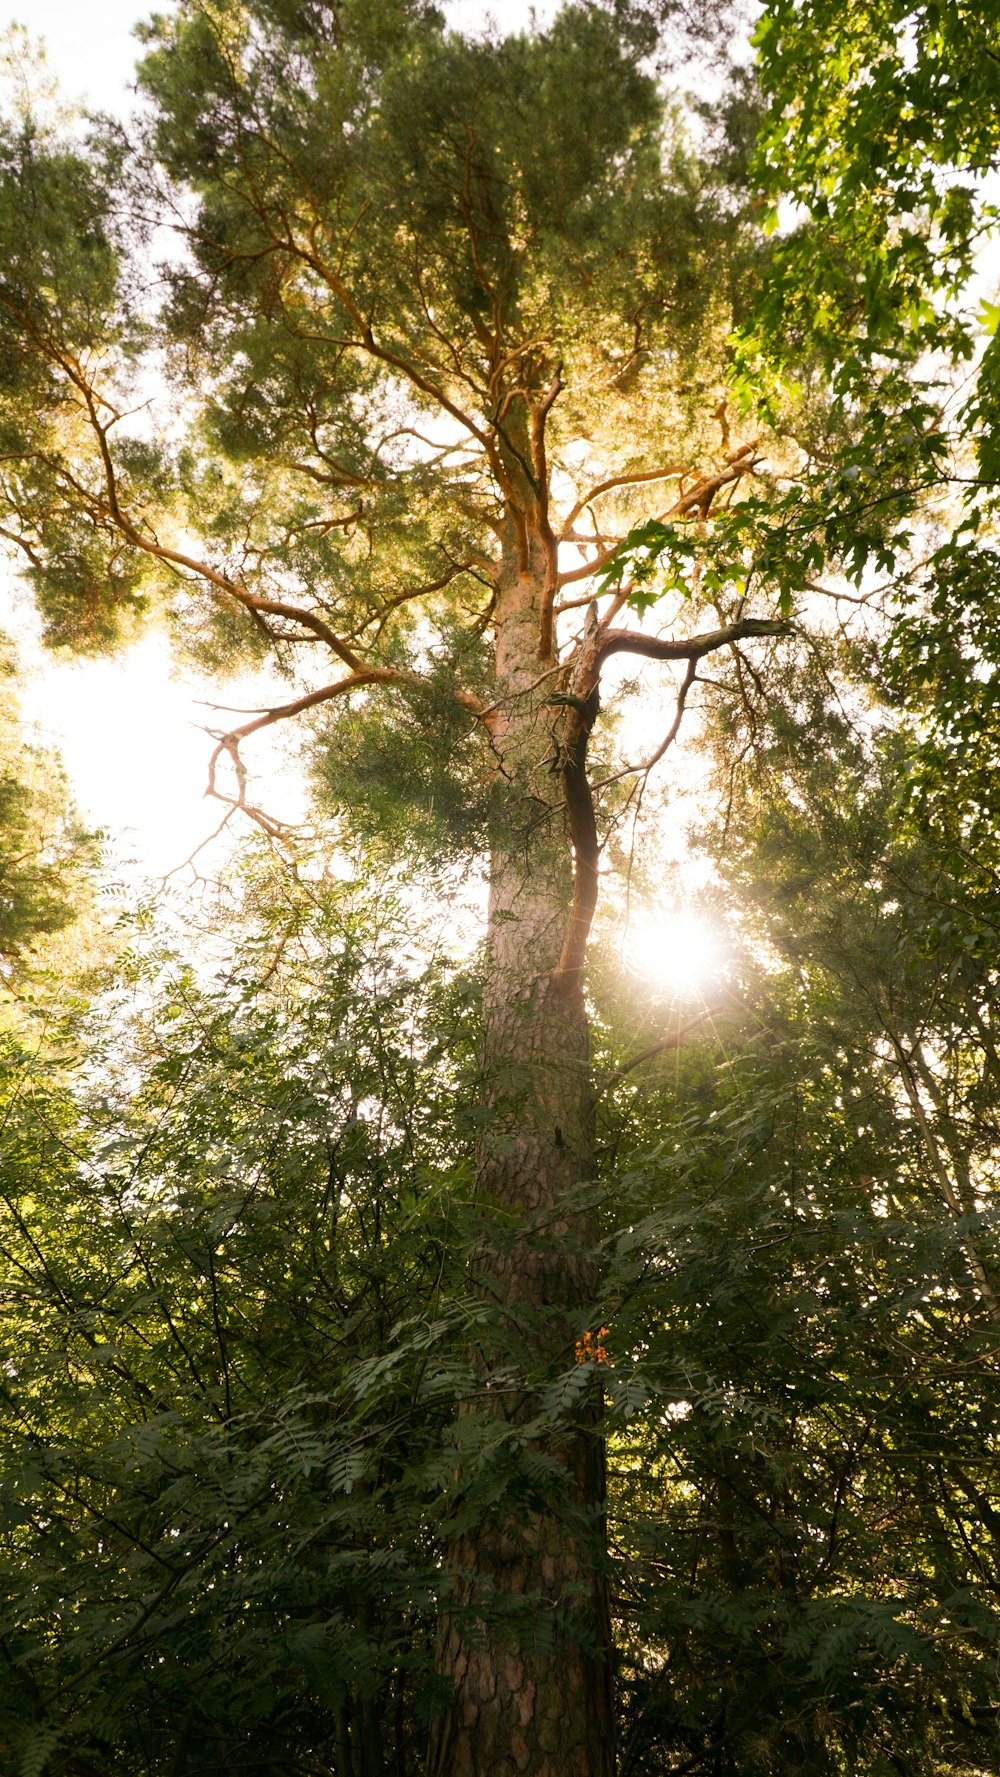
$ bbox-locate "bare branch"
[213,672,396,749]
[596,617,791,668]
[558,464,688,539]
[478,661,564,722]
[592,657,699,793]
[555,445,762,591]
[535,366,564,661]
[556,538,629,590]
[346,559,479,641]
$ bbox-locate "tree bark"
[426,536,615,1776]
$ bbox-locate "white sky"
[4,0,147,116]
[4,1,554,113]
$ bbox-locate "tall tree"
[0,3,793,1768]
[568,628,1000,1775]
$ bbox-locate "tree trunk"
[427,540,615,1776]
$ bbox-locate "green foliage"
[886,534,1000,890]
[588,664,1000,1773]
[604,2,1000,644]
[751,0,999,380]
[310,634,496,863]
[0,655,96,978]
[0,70,167,651]
[0,855,486,1772]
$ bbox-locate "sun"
[624,906,727,1000]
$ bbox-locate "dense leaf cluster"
[0,787,997,1774]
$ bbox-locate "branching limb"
[670,443,759,519]
[592,658,699,794]
[535,366,565,662]
[345,559,479,642]
[556,537,632,590]
[596,617,791,669]
[552,731,599,1001]
[547,608,788,999]
[554,444,761,590]
[558,463,688,539]
[205,665,490,834]
[551,676,602,999]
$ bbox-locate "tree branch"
[592,658,699,793]
[596,617,791,668]
[552,688,601,1000]
[558,463,687,539]
[598,1008,724,1094]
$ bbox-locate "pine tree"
[0,4,792,1768]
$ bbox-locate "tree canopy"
[0,2,998,1775]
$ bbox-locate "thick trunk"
[427,550,615,1776]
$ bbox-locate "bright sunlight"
[624,906,727,1000]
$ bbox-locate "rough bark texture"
[426,532,615,1777]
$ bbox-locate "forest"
[0,0,997,1772]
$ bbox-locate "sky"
[0,0,732,999]
[0,0,553,881]
[4,0,146,116]
[3,1,552,114]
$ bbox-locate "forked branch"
[551,615,790,995]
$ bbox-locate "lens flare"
[625,908,725,999]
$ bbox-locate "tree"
[0,3,795,1769]
[739,0,1000,888]
[0,849,484,1775]
[581,632,1000,1776]
[0,650,96,983]
[582,9,1000,1767]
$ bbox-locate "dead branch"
[596,617,791,668]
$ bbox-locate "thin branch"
[592,658,699,793]
[210,672,399,755]
[37,346,375,676]
[555,445,761,591]
[558,463,688,539]
[477,661,565,721]
[557,537,631,589]
[598,1008,724,1094]
[347,559,478,642]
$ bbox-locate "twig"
[598,1006,731,1095]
